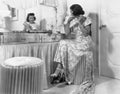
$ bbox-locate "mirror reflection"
[0,0,57,33]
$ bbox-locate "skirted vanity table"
[0,31,60,89]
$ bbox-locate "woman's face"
[70,9,74,17]
[29,15,35,23]
[70,10,74,17]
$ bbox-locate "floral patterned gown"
[54,16,95,93]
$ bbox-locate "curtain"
[55,0,67,33]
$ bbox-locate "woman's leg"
[52,40,68,77]
[51,62,63,77]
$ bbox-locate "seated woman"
[23,13,40,32]
[51,4,94,93]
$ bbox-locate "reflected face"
[29,15,35,23]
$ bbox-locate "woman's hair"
[70,4,85,16]
[26,13,36,22]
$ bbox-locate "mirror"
[1,0,57,32]
[24,4,57,33]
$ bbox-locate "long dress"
[54,16,95,94]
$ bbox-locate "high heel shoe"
[50,68,66,84]
[50,68,62,84]
[50,73,58,77]
[65,81,73,85]
[50,68,61,77]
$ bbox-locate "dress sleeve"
[83,17,92,26]
[69,18,79,28]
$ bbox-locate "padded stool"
[0,57,44,94]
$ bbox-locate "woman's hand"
[64,16,75,25]
[67,16,75,24]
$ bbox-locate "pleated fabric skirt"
[66,54,95,94]
[67,54,94,84]
[0,57,44,94]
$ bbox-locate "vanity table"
[0,31,60,89]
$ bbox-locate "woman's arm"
[64,16,74,35]
[80,17,92,36]
[64,23,70,35]
[23,22,32,32]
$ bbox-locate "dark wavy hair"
[70,4,85,16]
[26,13,36,22]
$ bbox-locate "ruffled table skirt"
[0,57,44,94]
[0,42,58,89]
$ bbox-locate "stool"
[0,57,44,94]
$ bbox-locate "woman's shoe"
[50,73,60,84]
[65,81,73,85]
[50,68,61,77]
[50,73,58,77]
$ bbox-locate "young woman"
[51,4,95,93]
[23,13,39,32]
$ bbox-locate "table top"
[0,32,61,45]
[0,41,59,46]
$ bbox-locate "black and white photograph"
[0,0,120,94]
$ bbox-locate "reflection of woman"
[51,4,94,93]
[23,13,39,32]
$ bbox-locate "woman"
[51,4,94,93]
[23,13,40,32]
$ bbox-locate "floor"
[95,76,120,94]
[42,76,120,94]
